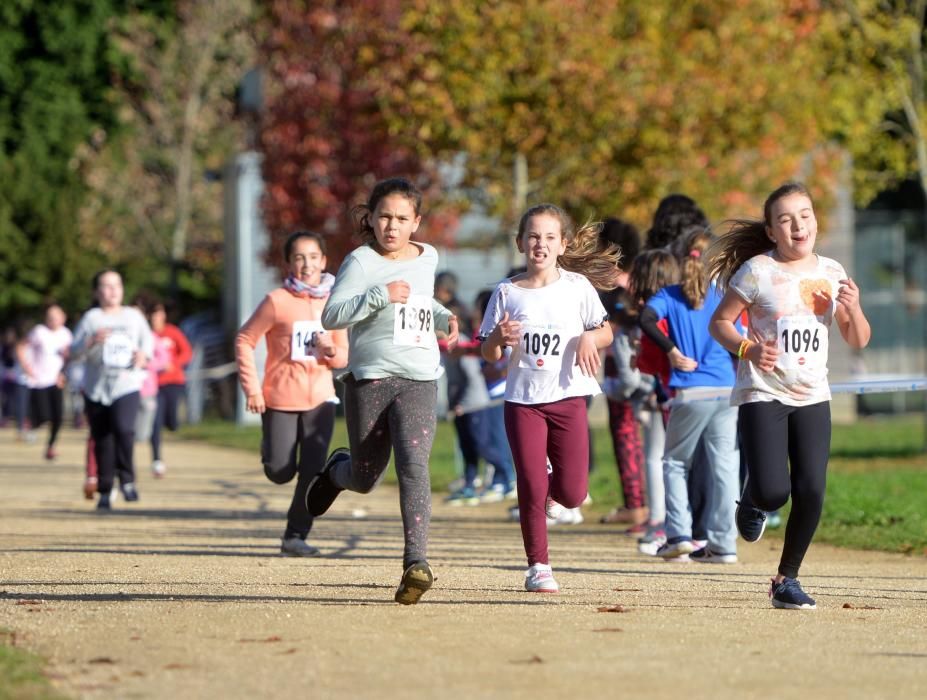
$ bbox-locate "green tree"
[0,0,123,315]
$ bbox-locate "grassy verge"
[0,629,65,700]
[179,414,927,555]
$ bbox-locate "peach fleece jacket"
[236,288,348,411]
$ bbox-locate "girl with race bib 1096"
[478,204,620,593]
[306,177,459,605]
[709,182,871,610]
[236,230,349,558]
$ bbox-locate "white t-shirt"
[478,269,608,405]
[25,325,73,389]
[729,252,846,407]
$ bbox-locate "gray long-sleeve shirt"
[321,243,451,381]
[70,306,154,405]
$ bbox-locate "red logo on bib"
[798,357,805,366]
[536,359,544,367]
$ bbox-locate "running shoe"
[83,476,98,500]
[689,546,738,564]
[637,523,667,556]
[547,507,584,526]
[524,564,559,593]
[306,448,349,516]
[735,500,767,543]
[394,561,434,605]
[44,446,57,461]
[120,482,140,502]
[96,492,112,511]
[655,540,697,560]
[767,510,783,529]
[446,486,480,506]
[151,460,167,478]
[280,536,320,557]
[478,484,506,504]
[769,577,816,610]
[545,496,565,520]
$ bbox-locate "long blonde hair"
[708,182,812,291]
[517,204,621,290]
[674,227,713,309]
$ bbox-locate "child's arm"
[834,278,871,349]
[710,289,778,372]
[576,323,612,378]
[321,256,391,330]
[480,312,520,363]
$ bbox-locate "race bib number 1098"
[393,294,435,348]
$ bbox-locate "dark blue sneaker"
[735,500,767,542]
[769,577,816,610]
[306,448,350,517]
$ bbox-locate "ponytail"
[676,228,712,309]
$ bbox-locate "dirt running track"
[1,429,925,699]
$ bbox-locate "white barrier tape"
[667,377,927,405]
[186,361,238,381]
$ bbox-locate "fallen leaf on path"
[593,628,624,633]
[510,655,544,664]
[597,605,630,613]
[164,663,192,670]
[89,657,115,665]
[15,600,44,606]
[238,636,283,643]
[280,648,298,655]
[842,603,882,610]
[613,588,642,592]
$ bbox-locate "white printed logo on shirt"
[102,332,134,368]
[393,294,435,348]
[291,320,325,362]
[776,315,827,372]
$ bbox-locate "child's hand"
[836,278,862,315]
[668,347,697,372]
[575,331,601,377]
[446,315,459,351]
[492,312,521,348]
[386,280,410,303]
[745,339,778,372]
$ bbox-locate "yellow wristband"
[737,339,751,359]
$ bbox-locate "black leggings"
[739,400,831,579]
[152,384,185,461]
[86,392,141,493]
[31,385,64,447]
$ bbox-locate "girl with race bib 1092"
[306,177,459,605]
[236,230,349,558]
[709,182,871,610]
[478,204,620,593]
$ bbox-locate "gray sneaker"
[280,537,320,557]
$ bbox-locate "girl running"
[639,228,741,564]
[306,177,458,604]
[149,299,193,477]
[71,270,153,510]
[236,230,348,557]
[479,204,619,593]
[709,182,870,609]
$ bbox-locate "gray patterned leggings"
[329,375,436,568]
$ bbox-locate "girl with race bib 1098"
[306,177,459,605]
[478,204,620,593]
[709,182,871,610]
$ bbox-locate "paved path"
[1,428,925,698]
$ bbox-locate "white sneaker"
[280,536,320,557]
[545,496,565,520]
[547,507,584,526]
[524,564,559,593]
[479,484,506,504]
[151,460,167,478]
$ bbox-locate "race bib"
[291,320,325,362]
[102,332,134,368]
[518,324,564,372]
[393,294,435,348]
[776,315,827,371]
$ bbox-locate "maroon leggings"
[607,399,645,509]
[505,396,590,566]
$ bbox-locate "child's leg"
[546,396,592,508]
[661,401,714,543]
[388,379,437,568]
[287,402,335,540]
[48,386,64,448]
[640,409,666,524]
[484,404,515,488]
[779,401,831,578]
[701,403,740,554]
[453,413,481,488]
[738,401,794,514]
[607,398,645,510]
[329,377,396,493]
[504,402,551,566]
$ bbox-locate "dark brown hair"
[628,248,680,304]
[351,177,423,245]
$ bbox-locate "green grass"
[0,630,66,700]
[180,414,927,555]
